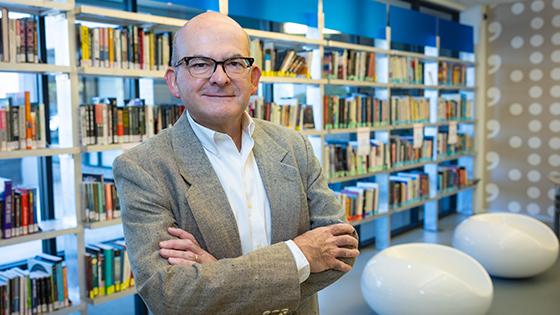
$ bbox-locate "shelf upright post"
[65,5,88,313]
[474,6,487,215]
[219,0,228,15]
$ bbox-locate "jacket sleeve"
[113,153,303,315]
[296,133,359,301]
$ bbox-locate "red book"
[105,183,113,220]
[24,91,32,149]
[17,189,29,235]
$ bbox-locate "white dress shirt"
[187,111,310,283]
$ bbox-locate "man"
[112,12,359,315]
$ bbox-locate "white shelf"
[439,85,476,91]
[349,212,389,227]
[438,56,476,66]
[48,302,87,315]
[0,62,71,74]
[390,50,439,61]
[0,0,72,14]
[83,218,122,229]
[259,76,327,84]
[328,168,391,184]
[245,28,326,46]
[392,198,432,214]
[436,119,477,126]
[0,219,81,247]
[327,79,389,88]
[81,142,144,153]
[326,40,389,54]
[391,123,437,130]
[84,287,137,306]
[438,182,478,199]
[78,67,165,79]
[437,152,476,163]
[326,125,391,134]
[0,147,79,160]
[75,5,185,30]
[391,83,438,89]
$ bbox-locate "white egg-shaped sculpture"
[361,243,493,315]
[453,212,559,278]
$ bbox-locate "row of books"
[335,181,383,222]
[79,98,185,146]
[247,96,315,131]
[436,132,473,158]
[437,94,473,122]
[439,62,468,86]
[390,96,430,125]
[389,135,434,167]
[0,253,70,315]
[85,240,134,299]
[250,39,312,78]
[323,94,389,129]
[81,174,120,223]
[389,172,430,208]
[438,165,470,192]
[0,91,48,152]
[390,56,427,85]
[75,24,172,71]
[322,49,377,82]
[324,140,390,179]
[0,9,39,63]
[1,177,40,240]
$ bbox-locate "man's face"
[165,15,261,131]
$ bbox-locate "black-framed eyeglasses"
[174,56,254,79]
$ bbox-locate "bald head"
[171,12,251,66]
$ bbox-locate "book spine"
[25,18,34,63]
[20,191,28,235]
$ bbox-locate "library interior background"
[0,0,559,314]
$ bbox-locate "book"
[0,177,12,239]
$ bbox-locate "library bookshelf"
[0,1,478,314]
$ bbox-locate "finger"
[159,238,197,251]
[329,223,356,236]
[333,234,359,248]
[168,227,200,246]
[334,248,360,259]
[329,259,352,273]
[168,257,196,266]
[160,248,198,261]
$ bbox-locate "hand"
[293,223,359,273]
[159,227,217,265]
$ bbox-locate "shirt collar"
[187,110,255,156]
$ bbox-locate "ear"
[250,65,262,95]
[164,67,181,99]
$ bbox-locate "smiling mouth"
[204,95,234,97]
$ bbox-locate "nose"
[208,63,230,86]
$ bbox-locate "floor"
[87,213,560,315]
[318,213,560,315]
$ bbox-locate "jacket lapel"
[252,123,301,244]
[170,114,242,259]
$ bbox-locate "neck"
[190,113,244,152]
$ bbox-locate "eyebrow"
[188,54,247,59]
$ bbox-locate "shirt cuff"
[285,240,311,283]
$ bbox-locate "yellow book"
[81,25,89,67]
[108,27,114,68]
[149,31,154,70]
